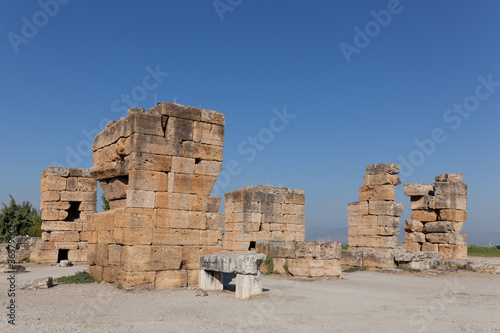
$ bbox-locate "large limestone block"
[340,250,363,267]
[41,191,60,202]
[129,170,168,192]
[406,232,425,243]
[362,252,396,268]
[404,220,424,233]
[368,201,403,216]
[40,201,71,211]
[50,231,80,242]
[435,196,467,210]
[200,253,266,274]
[108,244,122,265]
[284,192,305,205]
[376,226,399,236]
[363,236,397,249]
[116,269,156,290]
[410,195,436,210]
[359,185,396,201]
[438,244,467,260]
[41,166,70,178]
[60,191,96,203]
[235,273,263,299]
[150,102,202,122]
[156,192,195,210]
[170,156,195,174]
[126,152,172,172]
[41,175,67,192]
[226,211,261,224]
[222,241,252,252]
[294,241,342,260]
[363,174,401,186]
[411,209,437,222]
[438,209,467,222]
[348,225,378,236]
[421,242,438,252]
[181,141,223,162]
[201,109,225,126]
[193,195,221,212]
[377,216,399,228]
[194,160,223,176]
[126,190,156,208]
[403,183,434,196]
[114,208,156,229]
[169,173,217,196]
[425,233,466,245]
[90,160,128,181]
[434,181,467,196]
[99,177,128,201]
[405,241,422,252]
[192,122,224,147]
[365,163,400,175]
[155,270,188,289]
[166,117,194,141]
[424,222,463,233]
[41,221,76,232]
[123,133,181,157]
[120,245,182,271]
[283,259,341,277]
[152,229,205,246]
[347,201,369,216]
[155,209,189,229]
[435,173,463,182]
[113,227,152,245]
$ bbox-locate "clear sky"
[1,0,499,238]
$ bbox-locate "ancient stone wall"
[87,103,225,289]
[347,163,402,252]
[256,240,341,277]
[404,173,467,259]
[223,186,305,252]
[31,167,96,263]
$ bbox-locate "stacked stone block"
[87,103,225,289]
[256,240,341,277]
[348,163,403,252]
[404,173,467,259]
[223,186,305,252]
[32,167,97,263]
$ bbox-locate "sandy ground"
[0,263,499,333]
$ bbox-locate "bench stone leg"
[199,270,223,291]
[235,272,263,299]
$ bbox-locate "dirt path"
[0,266,499,332]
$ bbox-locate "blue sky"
[1,0,499,239]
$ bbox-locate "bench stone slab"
[200,253,266,275]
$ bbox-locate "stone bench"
[199,253,266,299]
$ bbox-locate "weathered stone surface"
[287,259,341,277]
[20,277,53,290]
[406,232,425,243]
[199,253,266,274]
[404,183,434,197]
[149,102,202,122]
[365,163,400,175]
[424,222,463,233]
[126,190,156,209]
[368,201,403,217]
[359,185,395,201]
[362,252,395,268]
[438,209,467,222]
[363,174,401,186]
[411,209,437,222]
[348,201,369,216]
[404,220,424,233]
[410,195,435,210]
[166,117,194,141]
[42,166,70,178]
[155,270,188,289]
[435,173,463,182]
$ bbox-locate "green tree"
[0,195,42,242]
[101,193,110,211]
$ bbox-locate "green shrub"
[283,262,290,275]
[101,193,110,211]
[468,244,479,249]
[262,256,274,275]
[117,284,123,289]
[0,195,42,242]
[55,271,96,284]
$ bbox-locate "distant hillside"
[306,226,500,247]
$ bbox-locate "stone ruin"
[32,101,481,290]
[87,103,225,289]
[31,167,97,263]
[223,185,306,251]
[347,163,402,252]
[404,173,467,259]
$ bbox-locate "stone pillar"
[87,103,226,289]
[347,163,402,252]
[404,173,467,259]
[223,186,305,252]
[32,167,97,263]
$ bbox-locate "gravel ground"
[0,263,499,333]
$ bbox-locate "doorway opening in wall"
[248,241,256,251]
[57,249,69,263]
[65,202,81,222]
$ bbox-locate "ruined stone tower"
[87,103,225,289]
